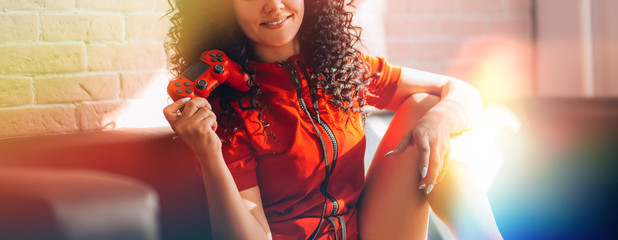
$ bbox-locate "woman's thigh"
[358,93,439,239]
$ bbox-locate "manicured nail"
[180,97,191,103]
[385,150,395,158]
[419,183,426,190]
[421,167,427,179]
[426,184,434,195]
[206,102,212,110]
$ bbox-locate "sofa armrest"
[0,167,159,240]
[0,127,211,239]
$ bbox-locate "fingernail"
[180,97,191,103]
[206,102,212,110]
[419,183,426,190]
[385,150,394,158]
[421,167,427,179]
[426,184,434,195]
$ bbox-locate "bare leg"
[359,93,503,239]
[359,94,437,239]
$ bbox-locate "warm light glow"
[450,103,521,192]
[117,71,172,129]
[450,36,535,101]
[354,0,387,56]
[87,71,171,130]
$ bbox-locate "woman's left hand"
[386,115,452,195]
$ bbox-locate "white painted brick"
[42,13,124,41]
[0,13,38,42]
[0,76,33,107]
[76,0,155,12]
[0,0,73,10]
[120,71,165,99]
[0,44,86,74]
[78,101,125,130]
[87,43,165,71]
[35,74,120,104]
[0,106,77,138]
[127,13,170,40]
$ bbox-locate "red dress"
[210,55,401,239]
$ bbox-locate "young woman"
[163,0,502,239]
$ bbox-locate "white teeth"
[264,17,287,25]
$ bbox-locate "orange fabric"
[209,55,401,239]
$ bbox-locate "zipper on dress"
[281,59,343,238]
[294,60,341,215]
[285,59,340,212]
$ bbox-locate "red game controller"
[167,50,252,101]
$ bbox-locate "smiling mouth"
[261,15,291,26]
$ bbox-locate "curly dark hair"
[165,0,375,136]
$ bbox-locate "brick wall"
[0,0,534,138]
[0,0,171,138]
[357,0,534,100]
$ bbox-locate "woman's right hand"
[166,98,272,239]
[163,97,222,160]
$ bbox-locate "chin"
[261,36,297,48]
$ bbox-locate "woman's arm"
[384,67,482,134]
[383,67,483,193]
[163,98,271,240]
[198,153,272,240]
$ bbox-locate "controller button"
[185,88,192,94]
[214,64,224,74]
[196,80,207,90]
[211,57,217,62]
[176,89,182,94]
[218,57,224,62]
[210,52,216,57]
[184,81,191,87]
[216,52,222,57]
[174,82,181,87]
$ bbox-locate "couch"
[0,110,461,240]
[0,127,211,240]
[0,107,511,240]
[6,98,615,240]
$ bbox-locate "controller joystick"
[213,64,224,75]
[196,80,207,90]
[167,50,253,101]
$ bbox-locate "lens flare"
[449,36,535,101]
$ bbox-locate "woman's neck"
[252,38,301,63]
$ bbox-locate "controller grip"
[225,63,251,92]
[167,76,196,102]
[166,50,253,102]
